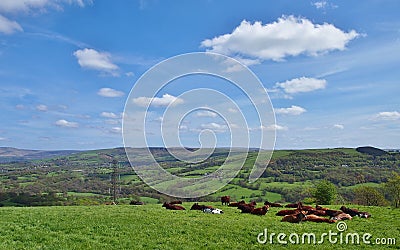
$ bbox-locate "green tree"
[353,186,387,206]
[312,180,337,205]
[385,172,400,208]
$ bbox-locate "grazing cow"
[237,203,255,213]
[129,200,144,205]
[251,205,269,216]
[276,209,300,216]
[190,203,213,211]
[305,214,335,223]
[169,200,183,205]
[264,201,283,207]
[331,213,352,221]
[281,211,307,223]
[221,196,230,205]
[228,200,246,207]
[203,208,224,214]
[162,202,185,210]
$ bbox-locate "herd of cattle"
[161,196,371,223]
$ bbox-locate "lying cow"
[264,200,283,207]
[237,203,255,213]
[281,211,307,223]
[203,208,224,214]
[305,214,335,223]
[190,203,213,211]
[228,200,246,207]
[251,205,269,216]
[162,202,185,210]
[331,213,352,221]
[340,206,371,218]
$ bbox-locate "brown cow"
[340,206,371,218]
[285,202,300,208]
[324,209,343,217]
[249,201,257,206]
[228,200,246,207]
[130,200,144,205]
[306,209,327,216]
[237,203,255,213]
[304,214,335,223]
[331,213,352,221]
[251,205,269,216]
[281,211,307,223]
[162,202,185,210]
[221,196,230,205]
[264,200,283,207]
[276,209,300,216]
[190,203,213,211]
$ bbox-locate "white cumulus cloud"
[263,124,288,131]
[55,119,78,128]
[195,110,218,118]
[132,94,184,107]
[110,127,121,134]
[200,122,228,133]
[73,48,119,75]
[333,124,344,129]
[36,104,48,112]
[97,88,124,98]
[0,15,22,34]
[0,0,92,13]
[275,77,327,94]
[375,111,400,121]
[201,16,359,62]
[100,112,119,119]
[275,105,306,115]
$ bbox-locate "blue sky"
[0,0,399,150]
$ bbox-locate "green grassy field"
[0,204,398,249]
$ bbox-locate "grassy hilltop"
[0,204,398,249]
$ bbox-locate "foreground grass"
[0,204,399,249]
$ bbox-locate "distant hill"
[0,147,80,162]
[356,146,388,157]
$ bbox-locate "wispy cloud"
[55,119,78,128]
[195,110,218,118]
[375,111,400,121]
[0,14,22,34]
[0,0,92,13]
[333,124,344,129]
[36,104,48,112]
[100,112,120,119]
[275,105,306,115]
[201,15,358,62]
[312,1,338,10]
[200,122,228,133]
[275,77,327,94]
[132,94,184,107]
[97,88,124,98]
[74,48,119,76]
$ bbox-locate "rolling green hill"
[0,147,399,206]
